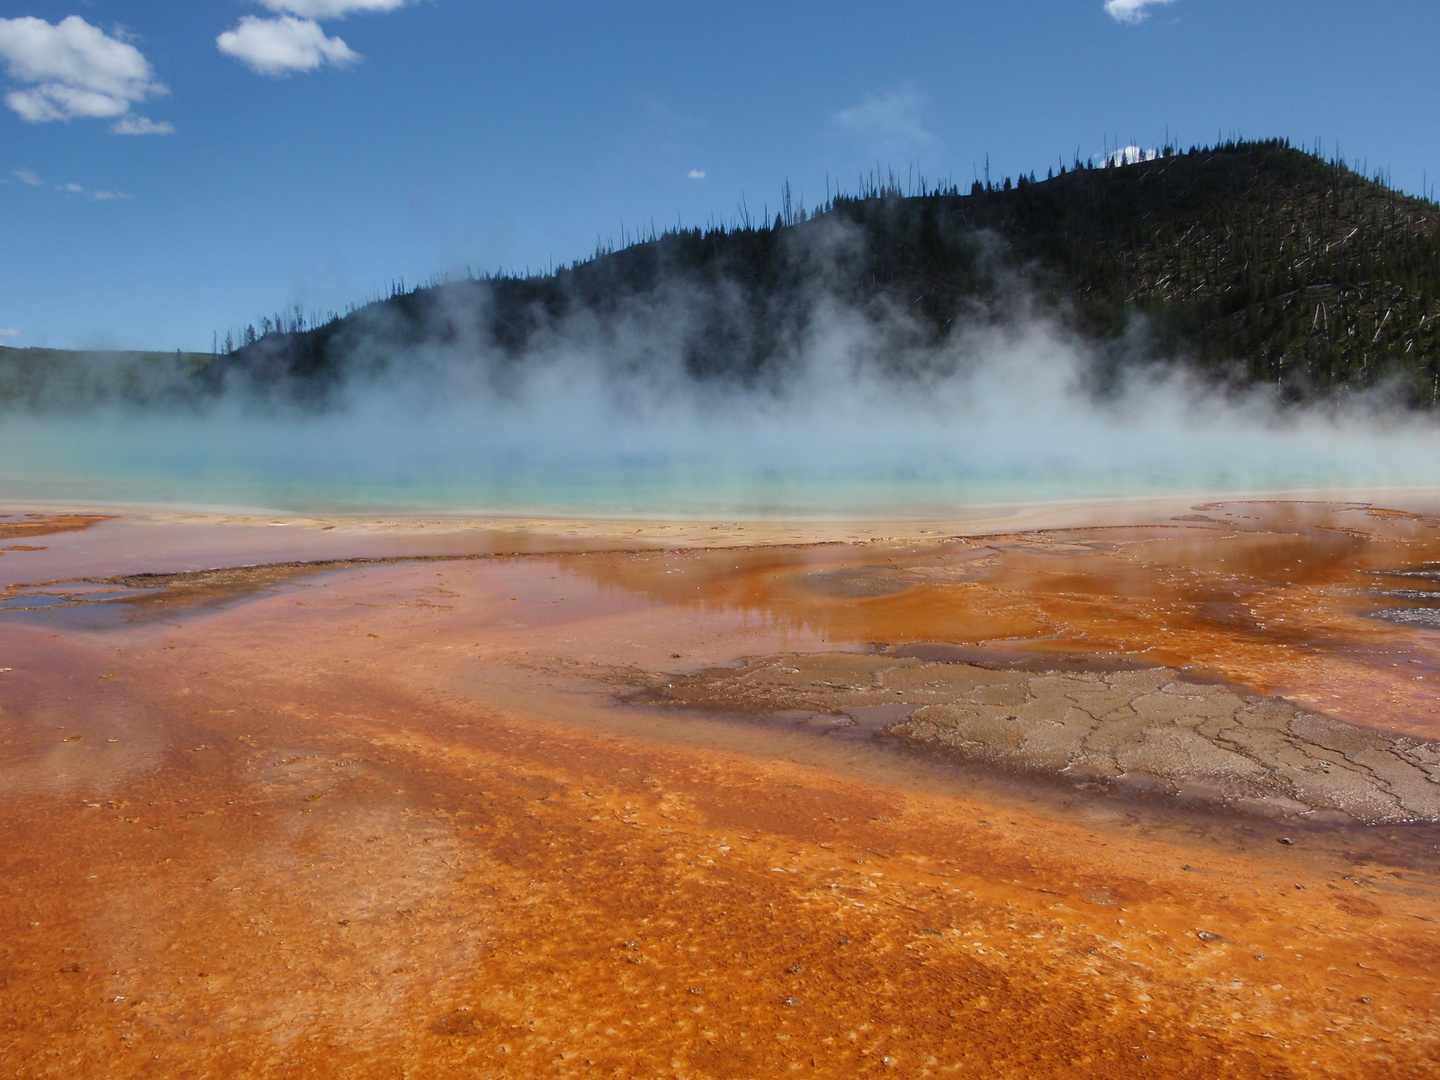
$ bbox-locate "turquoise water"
[4,400,1440,516]
[11,304,1440,516]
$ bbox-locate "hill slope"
[952,139,1440,398]
[14,139,1440,411]
[216,139,1440,407]
[0,346,213,411]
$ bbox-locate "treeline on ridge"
[7,137,1439,410]
[218,138,1440,406]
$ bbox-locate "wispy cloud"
[12,165,129,200]
[0,328,20,338]
[0,15,169,129]
[56,179,130,201]
[687,169,705,179]
[1104,0,1177,24]
[218,14,360,75]
[833,82,938,156]
[112,113,173,135]
[258,0,411,16]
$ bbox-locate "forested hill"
[949,139,1440,399]
[0,346,213,411]
[108,139,1440,408]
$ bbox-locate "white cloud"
[112,114,173,135]
[217,15,359,76]
[258,0,410,17]
[1094,145,1160,167]
[1104,0,1176,24]
[222,0,408,78]
[0,15,168,125]
[833,82,938,154]
[687,169,705,179]
[0,328,20,338]
[13,168,42,186]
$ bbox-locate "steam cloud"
[832,82,938,159]
[4,214,1440,516]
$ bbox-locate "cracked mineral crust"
[646,652,1440,824]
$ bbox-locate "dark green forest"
[946,138,1440,401]
[9,139,1440,410]
[218,138,1440,405]
[0,346,212,411]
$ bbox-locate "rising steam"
[3,214,1440,515]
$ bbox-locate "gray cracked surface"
[646,652,1440,824]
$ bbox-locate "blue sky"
[2,0,1438,351]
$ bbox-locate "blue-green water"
[4,399,1440,516]
[13,297,1440,516]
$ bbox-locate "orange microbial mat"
[2,500,1439,1078]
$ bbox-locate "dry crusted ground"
[644,653,1440,825]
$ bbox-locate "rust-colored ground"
[1,503,1439,1078]
[0,512,113,542]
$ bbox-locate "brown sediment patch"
[640,652,1440,824]
[0,512,112,540]
[84,560,393,612]
[0,561,359,618]
[4,555,531,618]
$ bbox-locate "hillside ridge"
[8,139,1440,410]
[222,138,1440,406]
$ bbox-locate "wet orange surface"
[0,512,112,542]
[558,501,1440,739]
[2,502,1440,1078]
